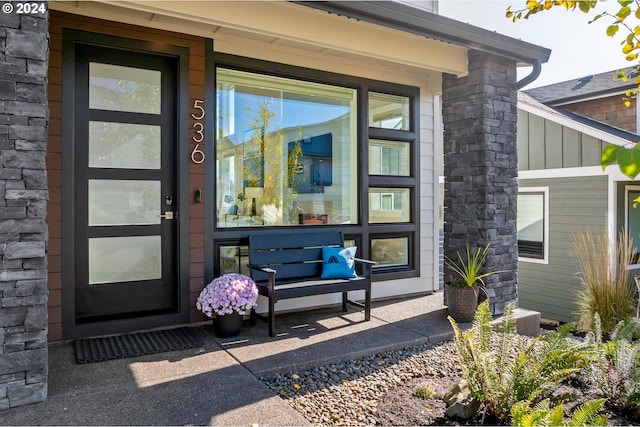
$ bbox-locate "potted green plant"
[196,273,258,338]
[444,243,505,322]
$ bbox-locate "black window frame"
[204,50,420,282]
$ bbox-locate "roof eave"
[293,1,551,67]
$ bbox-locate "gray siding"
[517,110,605,171]
[518,175,609,323]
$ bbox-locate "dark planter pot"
[445,283,480,323]
[213,312,244,338]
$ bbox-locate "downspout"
[517,59,542,89]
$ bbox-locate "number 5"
[191,100,205,120]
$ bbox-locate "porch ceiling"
[49,0,469,77]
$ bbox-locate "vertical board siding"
[518,110,606,171]
[561,127,580,168]
[527,114,546,170]
[517,109,529,171]
[545,121,562,169]
[518,175,609,323]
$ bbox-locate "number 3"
[193,122,204,143]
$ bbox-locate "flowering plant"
[196,273,258,318]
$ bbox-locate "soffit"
[49,0,468,76]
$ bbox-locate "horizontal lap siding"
[518,175,608,323]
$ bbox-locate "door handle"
[160,211,174,220]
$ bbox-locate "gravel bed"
[260,341,462,426]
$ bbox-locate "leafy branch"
[508,0,640,178]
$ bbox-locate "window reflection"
[216,68,357,227]
[369,188,410,223]
[372,237,409,268]
[369,139,410,176]
[368,92,410,130]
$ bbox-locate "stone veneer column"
[442,50,518,315]
[0,7,49,409]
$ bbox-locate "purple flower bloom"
[196,273,259,317]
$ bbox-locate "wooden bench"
[248,231,374,337]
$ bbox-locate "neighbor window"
[517,187,549,262]
[216,68,357,227]
[626,187,640,263]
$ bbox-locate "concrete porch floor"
[0,293,540,426]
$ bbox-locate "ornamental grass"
[572,229,636,336]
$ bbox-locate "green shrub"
[573,230,635,335]
[510,398,608,426]
[589,314,640,412]
[449,301,592,421]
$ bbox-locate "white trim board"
[519,165,630,181]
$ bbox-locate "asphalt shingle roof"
[525,65,638,105]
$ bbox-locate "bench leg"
[268,296,276,337]
[342,292,348,312]
[365,289,371,321]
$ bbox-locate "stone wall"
[0,7,49,409]
[442,50,519,315]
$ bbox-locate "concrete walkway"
[0,293,539,426]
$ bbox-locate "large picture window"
[211,57,419,280]
[216,68,357,227]
[517,187,549,263]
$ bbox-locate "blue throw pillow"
[321,246,357,279]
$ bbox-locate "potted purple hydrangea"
[196,273,258,338]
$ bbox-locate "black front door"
[73,44,178,322]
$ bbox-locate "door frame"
[61,29,191,339]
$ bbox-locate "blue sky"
[439,0,631,89]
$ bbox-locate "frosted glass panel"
[89,236,161,284]
[89,180,160,226]
[89,122,160,169]
[90,63,161,114]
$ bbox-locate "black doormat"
[74,327,204,364]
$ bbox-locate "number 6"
[191,143,205,164]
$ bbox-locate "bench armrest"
[247,263,276,274]
[248,263,276,292]
[354,258,375,279]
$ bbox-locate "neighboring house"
[516,90,639,323]
[526,66,640,133]
[0,1,549,408]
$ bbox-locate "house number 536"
[191,100,205,164]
